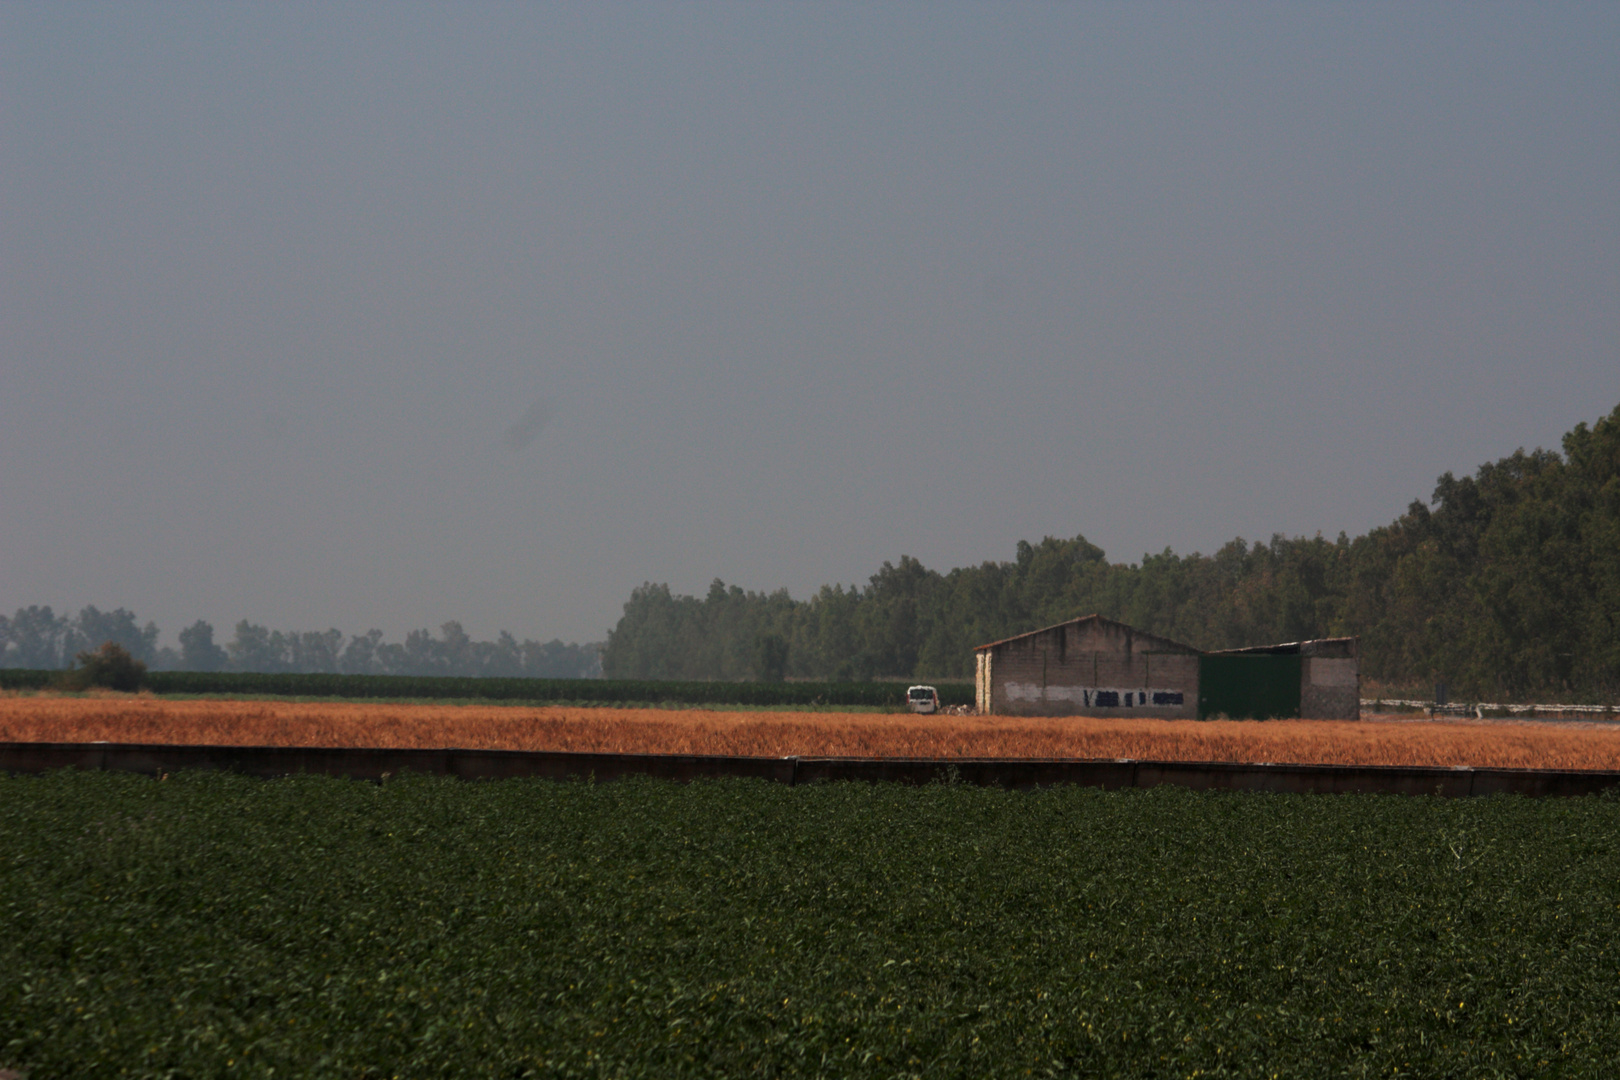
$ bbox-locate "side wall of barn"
[981,620,1200,719]
[1301,638,1359,720]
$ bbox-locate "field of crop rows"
[8,693,1620,769]
[5,770,1620,1078]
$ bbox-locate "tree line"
[0,611,603,680]
[602,403,1620,701]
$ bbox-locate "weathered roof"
[973,614,1202,655]
[1208,636,1358,657]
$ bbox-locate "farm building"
[973,615,1359,720]
[973,615,1203,719]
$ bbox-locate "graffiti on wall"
[1003,684,1186,707]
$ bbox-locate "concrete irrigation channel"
[4,741,1620,798]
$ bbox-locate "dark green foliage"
[0,606,159,670]
[603,580,802,681]
[0,669,58,692]
[5,772,1620,1077]
[177,619,228,672]
[605,403,1620,699]
[2,612,603,679]
[218,620,604,679]
[757,634,790,683]
[0,667,974,707]
[64,642,147,692]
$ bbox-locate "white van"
[906,685,940,714]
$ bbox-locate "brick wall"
[1301,641,1359,719]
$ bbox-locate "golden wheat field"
[3,693,1620,770]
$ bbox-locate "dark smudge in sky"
[500,400,554,453]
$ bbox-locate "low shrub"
[58,642,147,692]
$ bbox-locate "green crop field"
[4,773,1619,1078]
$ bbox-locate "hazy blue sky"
[3,3,1616,646]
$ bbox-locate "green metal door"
[1197,654,1302,720]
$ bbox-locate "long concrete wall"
[4,741,1617,799]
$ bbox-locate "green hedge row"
[0,669,60,692]
[0,668,975,707]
